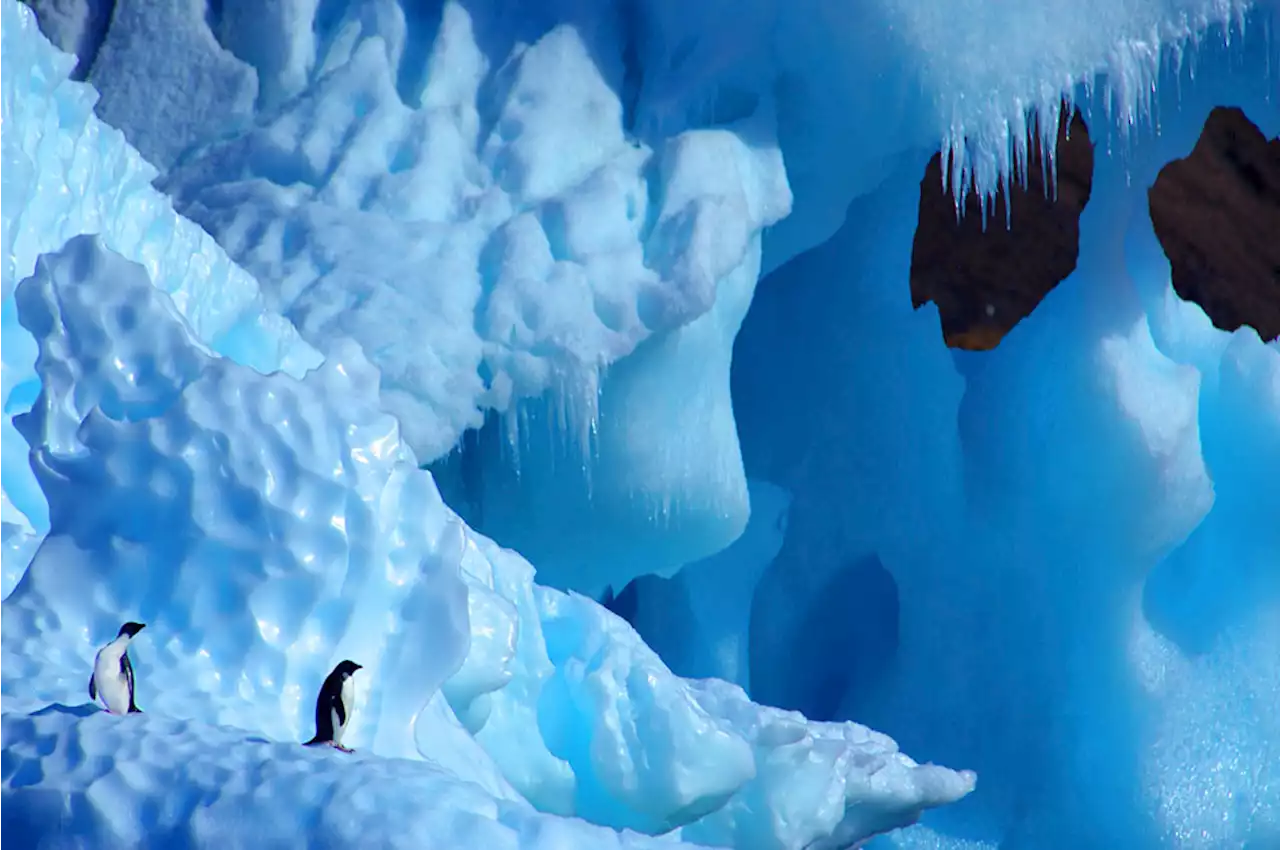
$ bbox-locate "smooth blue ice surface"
[732,19,1280,849]
[614,480,791,693]
[3,0,1279,847]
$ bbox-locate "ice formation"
[732,19,1280,850]
[0,228,973,847]
[31,0,1266,595]
[3,0,1279,847]
[0,0,321,575]
[615,479,792,692]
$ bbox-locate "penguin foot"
[304,740,353,753]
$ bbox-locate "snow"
[87,0,260,171]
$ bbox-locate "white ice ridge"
[0,0,322,574]
[0,234,975,849]
[157,6,793,465]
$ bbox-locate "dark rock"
[910,107,1094,350]
[1149,107,1280,342]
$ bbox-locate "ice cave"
[1,0,1278,847]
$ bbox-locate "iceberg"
[4,0,1279,847]
[731,14,1279,849]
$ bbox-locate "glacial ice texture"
[33,0,1267,596]
[0,0,321,578]
[0,228,974,848]
[734,20,1279,850]
[5,0,1280,847]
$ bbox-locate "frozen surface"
[0,228,974,848]
[618,479,791,691]
[0,701,690,850]
[0,0,320,574]
[28,0,1260,594]
[156,5,788,588]
[88,0,259,171]
[733,19,1280,848]
[6,0,1279,847]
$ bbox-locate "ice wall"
[615,479,792,691]
[25,0,1261,598]
[6,0,1278,846]
[734,15,1280,847]
[158,1,790,591]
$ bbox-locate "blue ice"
[4,0,1279,847]
[1,5,975,843]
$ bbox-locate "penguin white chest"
[93,643,132,715]
[333,676,356,744]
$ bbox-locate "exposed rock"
[910,108,1094,351]
[1149,107,1280,342]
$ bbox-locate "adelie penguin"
[89,622,146,715]
[304,660,363,753]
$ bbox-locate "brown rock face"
[1149,107,1280,342]
[910,108,1094,350]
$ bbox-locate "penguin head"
[117,622,146,639]
[334,660,363,679]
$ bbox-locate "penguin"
[89,621,146,715]
[304,660,363,753]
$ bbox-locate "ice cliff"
[3,0,1279,847]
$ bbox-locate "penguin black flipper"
[88,672,97,702]
[305,689,337,745]
[332,689,347,727]
[121,652,142,713]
